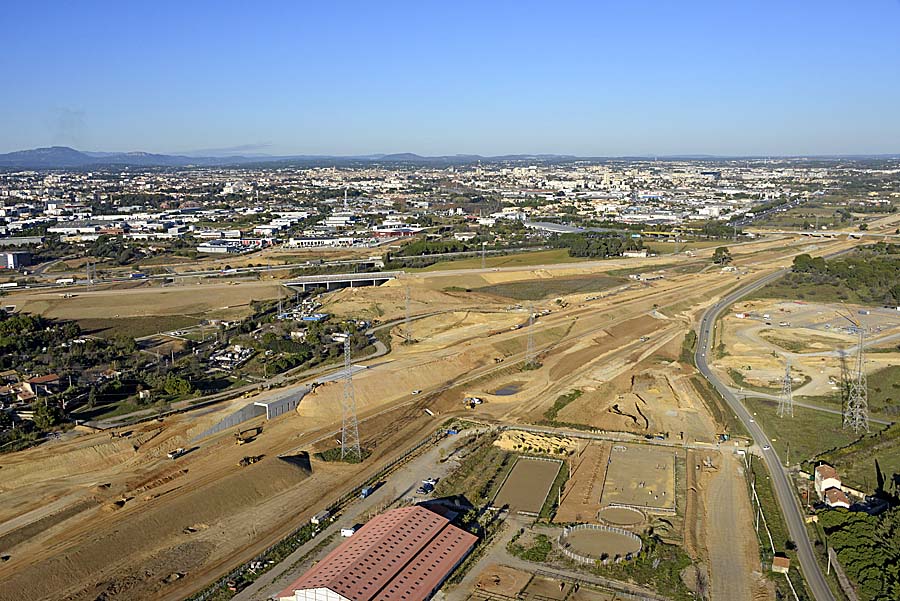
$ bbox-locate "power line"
[340,337,361,461]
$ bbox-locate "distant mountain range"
[0,146,897,169]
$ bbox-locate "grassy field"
[476,275,624,300]
[868,364,900,419]
[815,422,900,491]
[750,279,862,304]
[417,248,590,272]
[77,315,202,338]
[744,396,862,463]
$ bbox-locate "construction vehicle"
[235,426,262,445]
[238,455,263,467]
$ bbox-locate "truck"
[237,455,262,467]
[310,510,331,525]
[130,272,148,279]
[167,447,187,460]
[360,485,375,499]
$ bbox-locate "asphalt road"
[695,267,837,601]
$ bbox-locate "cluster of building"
[1,159,896,280]
[812,463,891,515]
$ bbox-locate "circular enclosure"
[598,506,645,527]
[559,524,642,563]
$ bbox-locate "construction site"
[0,233,873,601]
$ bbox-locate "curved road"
[695,267,836,601]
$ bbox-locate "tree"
[162,374,193,396]
[32,401,63,430]
[712,247,732,265]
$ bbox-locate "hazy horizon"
[2,1,899,156]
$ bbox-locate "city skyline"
[2,1,900,156]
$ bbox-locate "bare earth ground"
[6,279,285,322]
[715,299,900,399]
[0,235,858,600]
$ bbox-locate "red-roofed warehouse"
[277,506,477,601]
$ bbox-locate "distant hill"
[1,146,897,169]
[0,147,585,169]
[0,146,226,168]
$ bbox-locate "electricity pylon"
[836,306,869,434]
[843,326,869,434]
[777,358,794,418]
[404,284,413,344]
[340,337,361,461]
[525,304,537,368]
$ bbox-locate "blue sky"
[2,1,899,156]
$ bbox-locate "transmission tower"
[86,261,96,286]
[777,358,794,418]
[843,326,870,434]
[525,304,536,368]
[340,337,362,461]
[404,284,413,344]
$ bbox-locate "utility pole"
[481,241,487,270]
[340,337,361,461]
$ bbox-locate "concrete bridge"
[763,230,900,239]
[283,270,403,291]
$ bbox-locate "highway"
[695,267,837,601]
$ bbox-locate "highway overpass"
[283,270,403,291]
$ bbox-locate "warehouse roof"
[278,506,477,601]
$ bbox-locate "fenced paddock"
[600,444,675,514]
[492,455,562,515]
[558,524,642,563]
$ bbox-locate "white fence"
[557,523,643,564]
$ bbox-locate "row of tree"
[819,507,899,600]
[552,232,643,258]
[791,244,900,304]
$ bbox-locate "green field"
[750,279,862,304]
[77,315,202,338]
[744,396,862,463]
[868,364,900,419]
[795,364,900,420]
[815,422,900,491]
[476,275,624,300]
[417,248,591,272]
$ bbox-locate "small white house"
[814,464,841,499]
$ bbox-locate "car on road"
[411,390,422,395]
[763,444,771,450]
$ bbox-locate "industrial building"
[1,251,31,269]
[277,506,477,601]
